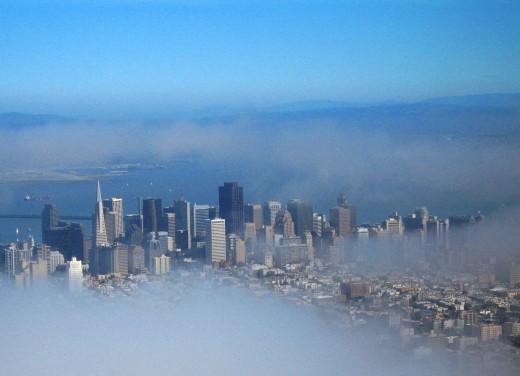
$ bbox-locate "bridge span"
[0,214,92,221]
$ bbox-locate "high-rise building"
[46,250,65,273]
[151,255,171,275]
[124,214,143,245]
[244,204,262,230]
[313,213,326,237]
[227,234,246,264]
[219,182,244,237]
[142,198,162,236]
[263,201,281,227]
[91,244,129,275]
[174,195,191,249]
[329,206,353,237]
[93,181,108,246]
[192,204,210,239]
[287,199,314,236]
[67,257,83,293]
[205,218,226,264]
[163,212,176,239]
[103,198,124,238]
[381,212,403,235]
[103,208,117,243]
[274,210,295,237]
[3,245,25,278]
[45,222,86,261]
[41,204,59,244]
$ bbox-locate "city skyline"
[1,2,520,375]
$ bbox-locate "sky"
[1,0,519,117]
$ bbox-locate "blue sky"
[1,0,519,117]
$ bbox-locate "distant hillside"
[197,96,520,137]
[421,93,520,108]
[0,112,71,128]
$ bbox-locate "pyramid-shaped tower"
[93,181,108,246]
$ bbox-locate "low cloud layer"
[1,108,519,219]
[1,282,511,376]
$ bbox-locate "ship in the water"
[24,194,51,201]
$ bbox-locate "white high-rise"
[47,250,65,273]
[68,257,83,293]
[205,218,226,264]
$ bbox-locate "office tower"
[192,204,211,239]
[157,231,174,252]
[381,212,404,235]
[263,201,281,227]
[313,213,326,237]
[219,182,244,237]
[174,195,191,249]
[67,257,83,293]
[46,222,86,261]
[205,218,226,264]
[244,222,256,252]
[93,181,108,246]
[244,204,262,230]
[142,198,162,235]
[336,194,357,229]
[103,208,117,243]
[209,206,219,220]
[125,214,143,232]
[163,212,176,239]
[227,234,246,264]
[274,210,295,237]
[35,244,50,262]
[91,244,128,275]
[41,204,59,244]
[103,198,123,238]
[124,214,143,245]
[4,245,24,278]
[329,206,354,237]
[128,245,145,273]
[287,199,314,236]
[151,255,171,275]
[47,250,65,273]
[403,208,428,235]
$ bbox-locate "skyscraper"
[142,198,162,236]
[41,204,59,244]
[103,197,124,239]
[93,181,108,246]
[287,199,314,237]
[67,257,83,293]
[329,206,353,237]
[174,194,191,250]
[192,204,210,239]
[205,218,226,264]
[244,204,262,230]
[219,182,244,237]
[263,201,281,227]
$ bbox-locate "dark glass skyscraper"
[142,198,162,235]
[287,199,314,237]
[219,182,244,237]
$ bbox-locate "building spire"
[97,180,102,203]
[93,181,107,246]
